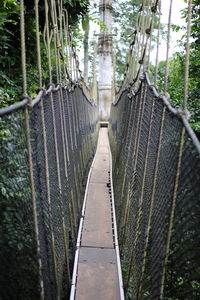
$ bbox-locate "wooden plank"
[90,153,110,184]
[81,183,113,248]
[98,145,109,153]
[98,128,109,147]
[72,127,123,300]
[75,247,121,300]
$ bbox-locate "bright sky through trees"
[79,0,188,75]
[154,0,187,62]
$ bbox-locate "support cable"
[164,0,173,94]
[154,0,161,85]
[35,0,43,87]
[137,105,166,298]
[50,0,60,83]
[184,0,192,112]
[20,1,45,298]
[132,0,146,80]
[146,0,160,71]
[160,127,185,299]
[43,0,59,294]
[20,0,27,96]
[44,0,52,83]
[59,0,68,84]
[160,1,192,297]
[141,0,153,71]
[63,9,72,82]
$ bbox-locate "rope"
[154,0,161,85]
[132,0,154,83]
[131,0,146,80]
[59,1,68,84]
[146,0,160,70]
[135,96,156,298]
[124,83,148,288]
[164,0,173,94]
[138,0,148,68]
[137,105,166,298]
[25,107,45,300]
[184,0,192,112]
[44,0,52,83]
[40,98,59,293]
[35,0,42,87]
[63,9,72,81]
[50,0,60,82]
[160,127,185,299]
[20,0,27,96]
[144,0,153,65]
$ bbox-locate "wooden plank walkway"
[70,127,124,300]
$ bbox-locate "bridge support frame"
[98,0,114,121]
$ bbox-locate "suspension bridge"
[0,0,200,300]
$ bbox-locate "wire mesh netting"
[109,74,200,300]
[0,85,99,299]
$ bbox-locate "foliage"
[0,0,90,108]
[112,0,163,87]
[154,0,200,135]
[0,113,40,298]
[112,0,140,86]
[155,51,200,134]
[0,0,90,297]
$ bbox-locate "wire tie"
[145,28,151,35]
[151,6,157,13]
[37,87,46,96]
[177,108,191,120]
[23,95,32,108]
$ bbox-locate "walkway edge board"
[70,149,98,300]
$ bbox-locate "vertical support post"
[98,0,113,121]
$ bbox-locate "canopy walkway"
[0,0,200,300]
[70,127,123,300]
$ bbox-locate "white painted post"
[98,0,113,121]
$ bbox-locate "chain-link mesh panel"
[0,110,40,299]
[0,84,99,299]
[163,130,200,300]
[109,75,200,300]
[29,100,55,299]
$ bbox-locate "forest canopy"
[0,0,200,133]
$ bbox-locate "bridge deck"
[70,128,124,300]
